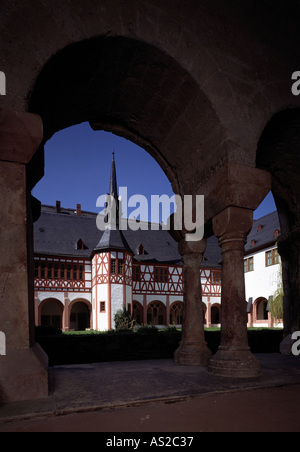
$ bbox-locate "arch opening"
[28,35,226,196]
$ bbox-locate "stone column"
[209,206,260,378]
[278,229,300,334]
[175,239,212,366]
[278,229,300,354]
[0,109,48,402]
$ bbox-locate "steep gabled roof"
[245,211,280,254]
[34,206,280,266]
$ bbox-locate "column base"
[175,341,212,367]
[208,346,261,378]
[0,344,49,403]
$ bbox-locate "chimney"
[56,201,61,213]
[76,204,82,216]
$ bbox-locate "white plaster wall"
[97,284,109,331]
[111,284,124,329]
[169,295,183,304]
[133,294,144,304]
[126,285,132,306]
[38,292,65,305]
[146,295,167,305]
[245,247,281,303]
[68,292,92,304]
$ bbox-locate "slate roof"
[34,205,280,268]
[245,211,280,254]
[34,206,183,265]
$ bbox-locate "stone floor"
[0,354,300,432]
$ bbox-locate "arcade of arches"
[1,0,300,402]
[37,300,220,331]
[39,300,91,332]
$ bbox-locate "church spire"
[109,151,118,201]
[108,151,119,229]
[93,152,132,254]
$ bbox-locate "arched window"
[170,301,183,325]
[70,302,91,331]
[147,301,166,326]
[211,305,221,325]
[40,299,63,329]
[133,301,144,325]
[256,298,269,321]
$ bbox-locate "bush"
[136,325,159,334]
[36,328,284,366]
[114,309,135,331]
[35,325,62,337]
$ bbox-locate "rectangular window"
[41,262,46,279]
[155,267,168,282]
[244,257,254,273]
[79,264,84,280]
[54,263,59,279]
[118,260,124,275]
[100,302,106,313]
[111,259,116,274]
[34,261,39,278]
[61,264,65,280]
[274,248,279,265]
[47,262,53,279]
[266,249,280,267]
[211,271,222,284]
[73,264,78,280]
[133,266,140,282]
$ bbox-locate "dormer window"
[251,240,256,247]
[257,225,262,232]
[138,244,145,255]
[274,229,279,238]
[76,239,87,250]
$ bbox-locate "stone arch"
[69,299,92,331]
[147,300,166,326]
[132,301,144,326]
[211,304,221,326]
[27,35,227,196]
[202,302,207,326]
[39,298,64,330]
[254,297,269,322]
[169,301,184,326]
[256,108,300,333]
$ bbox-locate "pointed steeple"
[109,151,118,201]
[94,152,132,254]
[108,151,119,228]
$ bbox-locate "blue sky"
[32,122,276,222]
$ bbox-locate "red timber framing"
[132,264,222,297]
[132,264,184,295]
[201,269,222,297]
[34,256,91,292]
[93,252,132,286]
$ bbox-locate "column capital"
[178,237,207,257]
[0,109,43,164]
[213,206,253,251]
[198,163,271,224]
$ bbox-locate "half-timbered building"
[34,155,281,332]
